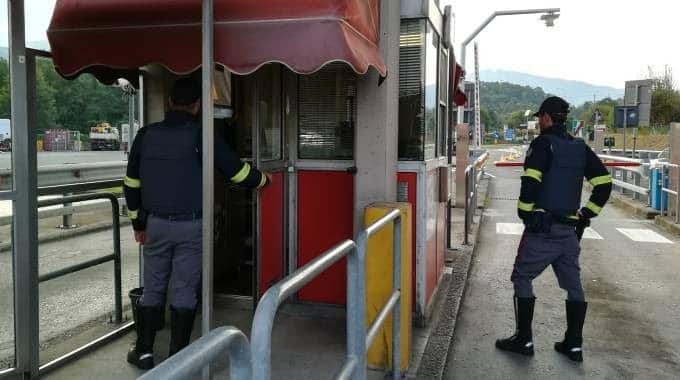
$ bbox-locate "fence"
[36,191,132,377]
[659,163,680,223]
[598,154,650,205]
[141,209,405,380]
[464,152,489,245]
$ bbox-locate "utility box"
[650,168,668,211]
[364,203,412,372]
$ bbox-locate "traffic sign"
[614,106,639,128]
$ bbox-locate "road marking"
[616,228,674,244]
[496,223,603,240]
[496,223,524,235]
[582,227,603,240]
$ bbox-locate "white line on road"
[496,223,603,240]
[582,227,603,240]
[496,223,524,235]
[616,228,674,244]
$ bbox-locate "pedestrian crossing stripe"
[495,223,602,239]
[495,223,673,244]
[616,228,674,244]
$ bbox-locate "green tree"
[480,107,501,132]
[507,110,526,129]
[648,65,680,127]
[0,58,9,119]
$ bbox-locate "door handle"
[346,166,357,174]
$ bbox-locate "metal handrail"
[464,152,488,245]
[253,209,403,380]
[137,209,404,380]
[659,163,680,223]
[139,327,252,380]
[36,192,126,376]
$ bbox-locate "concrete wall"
[670,123,680,217]
[354,0,401,230]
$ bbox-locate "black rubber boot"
[127,305,163,370]
[496,297,536,356]
[168,307,197,357]
[555,300,587,362]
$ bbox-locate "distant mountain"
[480,69,623,106]
[0,40,51,60]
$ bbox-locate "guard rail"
[659,163,680,223]
[37,191,132,377]
[141,209,405,380]
[464,152,489,245]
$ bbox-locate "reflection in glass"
[398,19,425,161]
[424,24,439,160]
[298,64,356,160]
[258,65,282,161]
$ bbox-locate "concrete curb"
[0,219,131,253]
[654,215,680,236]
[415,177,491,379]
[585,183,659,220]
[608,192,659,219]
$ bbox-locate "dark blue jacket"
[123,111,267,230]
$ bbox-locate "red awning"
[47,0,386,85]
[452,63,467,106]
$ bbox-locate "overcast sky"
[1,0,677,88]
[445,0,679,88]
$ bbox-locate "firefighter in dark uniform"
[495,96,612,362]
[124,78,269,369]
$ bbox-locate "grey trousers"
[511,223,585,301]
[140,216,202,309]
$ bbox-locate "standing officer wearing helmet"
[495,96,612,362]
[124,78,270,369]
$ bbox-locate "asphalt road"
[0,227,140,367]
[444,148,680,379]
[0,151,126,170]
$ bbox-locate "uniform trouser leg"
[168,219,201,355]
[551,232,585,302]
[141,216,174,307]
[511,231,554,298]
[551,227,587,361]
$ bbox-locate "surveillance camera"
[540,12,559,27]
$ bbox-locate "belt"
[151,211,202,221]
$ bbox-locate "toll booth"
[397,2,466,323]
[2,1,467,377]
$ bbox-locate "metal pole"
[201,0,215,379]
[464,168,470,245]
[111,198,123,324]
[456,8,560,126]
[9,0,40,374]
[391,216,402,379]
[660,167,665,216]
[59,192,76,229]
[675,166,680,223]
[347,234,367,380]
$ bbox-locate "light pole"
[456,8,561,131]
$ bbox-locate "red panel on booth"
[259,171,285,297]
[397,172,417,311]
[297,171,354,304]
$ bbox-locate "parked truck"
[89,122,120,151]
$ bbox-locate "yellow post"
[364,202,412,371]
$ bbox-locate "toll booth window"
[258,65,283,161]
[438,49,448,157]
[298,64,357,160]
[424,24,439,160]
[398,19,425,161]
[232,76,254,157]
